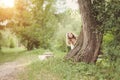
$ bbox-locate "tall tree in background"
[65,0,102,63]
[19,0,58,50]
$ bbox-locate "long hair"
[66,32,77,46]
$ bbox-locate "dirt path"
[0,52,54,80]
[0,52,37,80]
[0,51,54,80]
[0,55,36,80]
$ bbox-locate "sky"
[0,0,14,8]
[55,0,79,13]
[66,0,79,10]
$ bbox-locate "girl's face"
[68,33,73,38]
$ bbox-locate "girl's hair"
[66,32,77,46]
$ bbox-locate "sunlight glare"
[0,0,15,8]
[66,0,79,10]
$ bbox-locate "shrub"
[0,29,19,48]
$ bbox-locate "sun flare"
[0,0,15,8]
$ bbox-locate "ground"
[0,49,119,80]
[0,48,47,80]
[0,53,35,80]
[0,60,27,80]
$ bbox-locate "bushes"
[0,29,19,48]
[100,32,120,80]
[103,32,120,61]
[17,21,57,50]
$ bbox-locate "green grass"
[16,51,113,80]
[0,47,45,64]
[0,47,26,53]
[18,50,120,80]
[0,47,27,64]
[0,48,119,80]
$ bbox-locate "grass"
[0,48,119,80]
[1,47,27,53]
[18,50,120,80]
[0,47,45,64]
[0,47,27,64]
[19,60,95,80]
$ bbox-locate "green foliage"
[0,29,19,48]
[92,0,120,37]
[18,50,120,80]
[102,28,120,62]
[0,0,81,52]
[52,10,81,51]
[11,0,58,50]
[92,0,120,64]
[0,0,119,79]
[0,47,26,64]
[103,32,114,45]
[24,0,79,51]
[102,32,120,80]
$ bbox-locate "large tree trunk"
[65,0,102,63]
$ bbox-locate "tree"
[18,0,58,50]
[65,0,103,63]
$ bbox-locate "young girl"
[66,32,77,49]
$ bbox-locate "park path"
[0,61,30,80]
[0,54,37,80]
[0,52,54,80]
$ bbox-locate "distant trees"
[0,0,59,50]
[14,0,59,50]
[52,9,82,51]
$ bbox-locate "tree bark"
[65,0,102,63]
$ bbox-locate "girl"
[66,32,77,49]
